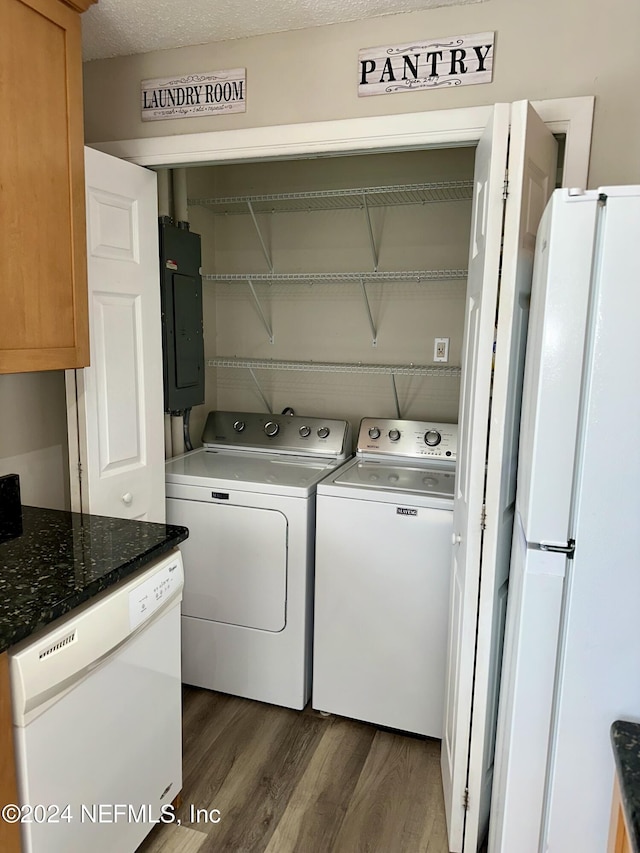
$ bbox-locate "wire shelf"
[189,180,474,215]
[204,269,468,283]
[208,357,461,378]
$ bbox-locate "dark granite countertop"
[611,720,640,852]
[0,504,188,654]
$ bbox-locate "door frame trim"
[89,96,594,188]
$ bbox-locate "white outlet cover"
[434,337,450,362]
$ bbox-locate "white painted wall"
[82,0,640,188]
[0,372,70,510]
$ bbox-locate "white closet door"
[66,148,165,523]
[464,101,557,852]
[441,103,510,853]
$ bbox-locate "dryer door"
[167,498,287,632]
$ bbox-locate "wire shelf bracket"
[247,279,274,344]
[248,367,272,413]
[362,193,379,272]
[359,278,378,346]
[246,199,273,272]
[390,373,401,419]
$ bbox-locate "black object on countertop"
[0,505,188,654]
[611,720,640,852]
[0,473,22,543]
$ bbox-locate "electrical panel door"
[159,220,204,412]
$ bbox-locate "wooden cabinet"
[0,652,20,853]
[608,775,634,853]
[0,0,95,374]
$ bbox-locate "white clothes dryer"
[165,410,351,710]
[312,418,457,737]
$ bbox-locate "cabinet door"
[0,653,20,853]
[0,0,89,373]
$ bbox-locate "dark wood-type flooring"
[137,685,449,853]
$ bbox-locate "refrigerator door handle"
[538,538,576,558]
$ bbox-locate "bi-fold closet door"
[67,99,586,853]
[442,101,559,853]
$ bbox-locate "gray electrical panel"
[159,219,204,412]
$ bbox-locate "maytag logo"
[397,507,418,516]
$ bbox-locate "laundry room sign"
[141,69,246,121]
[358,31,494,97]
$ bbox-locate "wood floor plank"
[331,730,449,853]
[179,697,292,821]
[263,716,377,853]
[137,823,207,853]
[193,706,327,851]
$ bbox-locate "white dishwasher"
[9,549,184,853]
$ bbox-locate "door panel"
[167,498,287,632]
[94,294,144,473]
[441,103,511,853]
[467,101,557,852]
[67,148,164,522]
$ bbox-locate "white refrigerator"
[489,186,640,853]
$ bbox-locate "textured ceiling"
[82,0,482,62]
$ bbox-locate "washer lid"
[334,460,455,498]
[166,447,343,494]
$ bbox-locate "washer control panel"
[357,418,457,463]
[202,410,352,459]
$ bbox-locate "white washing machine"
[165,410,351,710]
[313,417,457,737]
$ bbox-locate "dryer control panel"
[202,410,352,460]
[357,418,457,465]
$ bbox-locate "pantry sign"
[141,69,246,121]
[358,32,494,97]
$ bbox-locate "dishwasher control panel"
[129,557,183,630]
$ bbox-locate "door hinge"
[463,787,470,811]
[539,538,576,559]
[480,503,487,531]
[78,462,83,480]
[503,169,509,200]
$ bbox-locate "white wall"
[0,372,70,510]
[83,0,640,188]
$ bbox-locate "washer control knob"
[368,427,381,440]
[388,429,401,442]
[264,421,280,437]
[424,429,442,447]
[317,426,330,439]
[233,420,246,433]
[299,425,311,438]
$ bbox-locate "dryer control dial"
[233,420,246,433]
[388,429,401,442]
[317,426,330,439]
[424,429,442,447]
[368,427,381,440]
[299,425,311,438]
[264,421,280,437]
